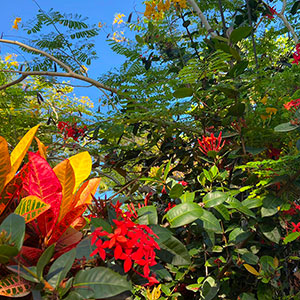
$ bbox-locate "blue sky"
[1,0,144,103]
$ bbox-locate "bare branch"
[186,0,217,37]
[0,39,119,94]
[0,74,27,90]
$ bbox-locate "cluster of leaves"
[3,0,300,299]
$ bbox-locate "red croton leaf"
[23,152,62,235]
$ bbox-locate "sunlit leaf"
[15,195,51,223]
[0,137,11,194]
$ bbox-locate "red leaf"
[17,246,43,266]
[23,152,62,230]
[46,204,86,245]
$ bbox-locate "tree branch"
[186,0,217,37]
[0,39,118,94]
[0,74,28,90]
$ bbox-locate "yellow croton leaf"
[35,137,48,160]
[243,264,260,276]
[12,17,21,30]
[53,159,76,222]
[146,284,161,300]
[5,125,40,185]
[68,151,92,193]
[74,178,101,207]
[0,137,11,194]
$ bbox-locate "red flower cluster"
[198,132,225,156]
[57,121,87,141]
[292,222,300,232]
[266,6,277,20]
[164,203,176,213]
[90,201,160,285]
[178,180,188,186]
[282,203,300,216]
[292,44,300,65]
[283,99,300,112]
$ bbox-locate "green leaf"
[165,203,203,228]
[203,191,227,208]
[230,26,252,43]
[76,237,96,259]
[0,245,19,264]
[214,204,230,221]
[36,244,55,280]
[261,195,281,217]
[199,209,222,232]
[241,252,259,265]
[163,159,172,181]
[200,276,219,300]
[0,213,25,250]
[169,184,184,199]
[291,0,300,14]
[180,192,195,203]
[240,292,257,300]
[73,267,132,299]
[260,224,281,244]
[137,205,158,225]
[229,228,251,243]
[47,249,76,288]
[227,199,255,218]
[151,225,191,265]
[274,122,299,132]
[91,218,112,233]
[228,60,248,77]
[210,165,218,178]
[242,197,262,209]
[227,103,245,117]
[283,232,300,244]
[173,87,193,98]
[203,169,213,182]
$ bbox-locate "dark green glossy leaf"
[36,244,55,280]
[173,87,193,98]
[169,184,184,199]
[73,267,132,299]
[230,26,252,43]
[165,203,203,228]
[203,191,227,208]
[151,225,191,266]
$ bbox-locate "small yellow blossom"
[265,107,277,115]
[260,115,268,121]
[4,54,12,61]
[146,284,161,300]
[261,95,268,105]
[113,13,125,25]
[80,65,88,73]
[12,17,22,30]
[111,31,126,43]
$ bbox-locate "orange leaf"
[53,159,76,222]
[68,152,92,193]
[73,178,101,207]
[0,137,11,194]
[6,125,39,184]
[35,137,47,160]
[0,274,31,297]
[243,264,260,276]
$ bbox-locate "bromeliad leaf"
[15,195,51,223]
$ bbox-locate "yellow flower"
[146,284,161,300]
[80,65,88,73]
[12,17,21,30]
[260,115,268,121]
[113,13,125,25]
[4,54,12,61]
[261,95,268,105]
[265,107,277,115]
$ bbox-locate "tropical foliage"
[1,0,300,299]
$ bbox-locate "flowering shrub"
[197,131,225,156]
[57,121,87,141]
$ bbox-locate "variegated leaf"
[0,274,31,297]
[15,195,51,223]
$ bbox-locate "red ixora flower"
[283,99,300,112]
[178,180,188,186]
[266,5,277,20]
[198,132,225,156]
[57,121,87,142]
[90,201,160,285]
[291,222,300,232]
[292,43,300,65]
